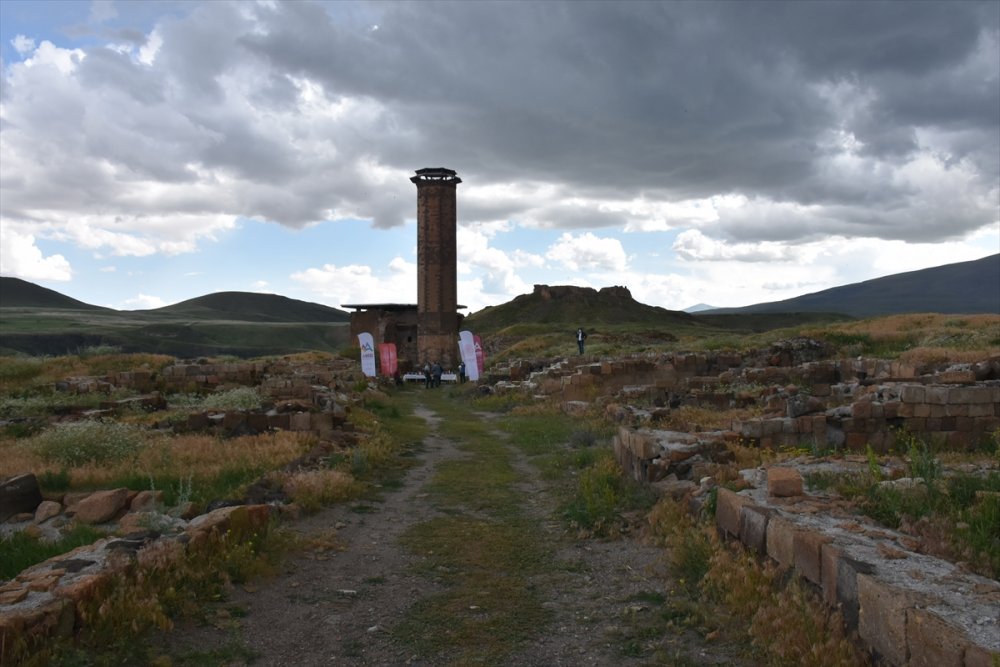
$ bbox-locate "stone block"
[906,608,968,667]
[246,413,270,433]
[765,514,797,569]
[968,403,996,417]
[715,487,750,540]
[900,385,926,403]
[793,529,831,586]
[846,432,869,451]
[926,386,949,404]
[938,370,976,384]
[739,505,772,555]
[221,412,245,430]
[852,401,873,419]
[858,573,919,667]
[767,467,804,497]
[289,412,312,431]
[267,413,290,430]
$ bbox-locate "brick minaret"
[411,167,461,368]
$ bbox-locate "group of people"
[421,361,469,387]
[422,361,443,388]
[414,329,587,390]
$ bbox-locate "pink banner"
[473,334,485,375]
[378,343,398,377]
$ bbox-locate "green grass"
[804,436,1000,579]
[0,524,106,580]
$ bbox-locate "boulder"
[71,488,131,524]
[1,473,43,523]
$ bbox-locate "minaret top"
[411,167,461,184]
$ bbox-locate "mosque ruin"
[345,167,465,371]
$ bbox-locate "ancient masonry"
[412,167,462,369]
[344,167,463,371]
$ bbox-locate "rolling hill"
[0,277,110,310]
[150,292,349,323]
[702,254,1000,317]
[0,278,351,357]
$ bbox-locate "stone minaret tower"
[411,167,461,368]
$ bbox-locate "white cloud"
[121,293,166,310]
[0,228,72,281]
[546,232,628,272]
[290,259,416,307]
[11,35,36,55]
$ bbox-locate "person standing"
[431,361,443,388]
[576,327,588,355]
[458,361,466,383]
[423,361,432,389]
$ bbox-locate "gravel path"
[160,403,754,666]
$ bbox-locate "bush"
[201,387,262,411]
[27,419,149,466]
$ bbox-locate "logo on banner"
[474,334,485,375]
[358,332,377,377]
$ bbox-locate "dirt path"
[162,402,753,666]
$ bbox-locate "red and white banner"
[458,330,479,381]
[358,332,376,377]
[378,343,398,377]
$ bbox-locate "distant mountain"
[703,254,1000,317]
[683,303,719,313]
[151,291,349,323]
[465,284,698,332]
[0,277,110,310]
[0,279,350,357]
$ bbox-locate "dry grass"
[804,313,1000,361]
[649,497,866,666]
[0,353,174,393]
[275,469,360,511]
[1,430,316,491]
[656,405,762,432]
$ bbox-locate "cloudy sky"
[1,0,997,313]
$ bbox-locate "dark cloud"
[1,0,997,247]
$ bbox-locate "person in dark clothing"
[431,361,443,388]
[458,361,466,383]
[423,362,432,389]
[576,327,588,355]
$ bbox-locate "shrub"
[201,387,262,411]
[27,419,149,466]
[0,356,45,384]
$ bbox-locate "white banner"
[358,332,377,377]
[458,330,480,381]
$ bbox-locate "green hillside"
[706,254,1000,317]
[152,291,349,323]
[0,279,350,358]
[0,277,109,310]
